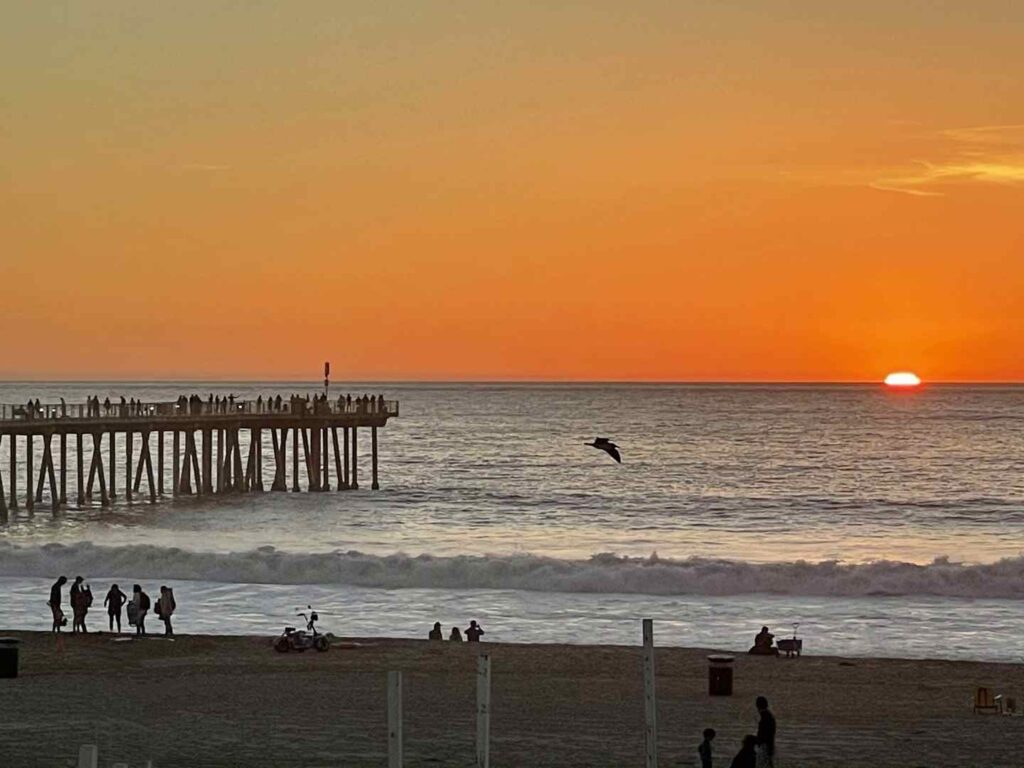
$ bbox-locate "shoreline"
[2,630,1021,767]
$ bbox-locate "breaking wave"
[1,542,1022,599]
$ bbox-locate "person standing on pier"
[48,576,68,632]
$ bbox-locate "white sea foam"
[1,542,1022,599]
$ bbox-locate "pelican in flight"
[586,437,621,463]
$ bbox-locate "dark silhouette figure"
[449,626,463,642]
[131,584,151,636]
[755,696,776,767]
[699,728,716,768]
[105,584,128,633]
[749,626,779,656]
[428,622,443,640]
[155,585,176,636]
[48,576,67,632]
[69,576,88,633]
[465,620,485,642]
[586,437,622,463]
[729,735,758,768]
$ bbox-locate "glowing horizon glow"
[884,372,923,388]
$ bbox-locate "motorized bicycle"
[274,606,330,652]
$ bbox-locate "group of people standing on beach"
[698,696,777,768]
[48,576,176,637]
[428,620,485,642]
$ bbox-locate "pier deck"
[0,397,399,518]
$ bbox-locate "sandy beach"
[0,631,1021,767]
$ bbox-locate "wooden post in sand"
[642,619,658,768]
[476,652,491,768]
[387,670,403,767]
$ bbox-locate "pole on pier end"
[387,670,403,768]
[108,431,116,500]
[351,427,359,490]
[59,433,67,506]
[642,618,658,768]
[157,431,164,496]
[76,433,85,505]
[25,434,34,512]
[8,435,17,510]
[172,431,180,497]
[292,427,300,492]
[371,426,379,490]
[477,652,492,768]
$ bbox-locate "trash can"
[0,637,20,679]
[708,654,734,696]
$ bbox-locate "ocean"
[1,382,1022,661]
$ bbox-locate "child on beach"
[698,727,716,768]
[104,584,128,633]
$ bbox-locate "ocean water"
[1,383,1023,661]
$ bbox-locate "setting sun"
[884,372,922,388]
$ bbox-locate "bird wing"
[606,445,622,463]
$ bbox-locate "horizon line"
[1,377,1023,386]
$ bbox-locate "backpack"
[140,592,151,612]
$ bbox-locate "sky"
[2,1,1022,381]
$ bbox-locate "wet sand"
[0,630,1021,767]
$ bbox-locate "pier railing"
[0,398,399,424]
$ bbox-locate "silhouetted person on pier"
[449,626,463,642]
[755,696,776,767]
[429,622,443,640]
[730,735,758,768]
[105,583,128,633]
[275,394,282,411]
[48,576,67,632]
[103,397,111,415]
[465,620,485,642]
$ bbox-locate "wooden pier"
[0,396,398,520]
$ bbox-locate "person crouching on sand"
[428,622,443,640]
[132,584,151,636]
[449,626,463,642]
[105,583,128,633]
[156,585,176,636]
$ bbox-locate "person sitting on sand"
[698,727,716,768]
[465,620,485,642]
[449,626,463,642]
[428,622,443,641]
[748,626,778,656]
[105,583,128,633]
[729,735,757,768]
[48,576,68,633]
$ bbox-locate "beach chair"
[973,687,1002,714]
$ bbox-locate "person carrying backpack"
[132,584,151,636]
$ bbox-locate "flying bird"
[586,437,621,463]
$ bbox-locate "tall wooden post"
[292,426,300,492]
[387,671,403,768]
[172,431,180,497]
[59,433,67,505]
[477,652,492,768]
[0,436,7,520]
[25,434,34,512]
[206,429,216,494]
[76,433,85,505]
[255,428,264,491]
[108,431,116,499]
[8,434,16,509]
[321,427,330,491]
[309,427,321,491]
[643,619,658,768]
[332,428,343,492]
[371,426,379,490]
[157,431,164,495]
[342,427,350,489]
[125,430,133,501]
[351,427,359,489]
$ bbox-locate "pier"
[0,396,399,520]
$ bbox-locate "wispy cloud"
[872,125,1024,197]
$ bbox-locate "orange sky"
[2,2,1022,381]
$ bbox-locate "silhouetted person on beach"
[69,576,86,633]
[104,584,128,632]
[429,622,443,640]
[465,620,484,642]
[131,584,151,636]
[729,735,758,768]
[449,626,463,642]
[749,626,778,656]
[755,696,776,767]
[48,576,67,632]
[699,728,716,768]
[155,585,176,636]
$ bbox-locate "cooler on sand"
[0,637,20,678]
[708,654,734,696]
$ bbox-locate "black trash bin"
[708,654,734,696]
[0,637,20,679]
